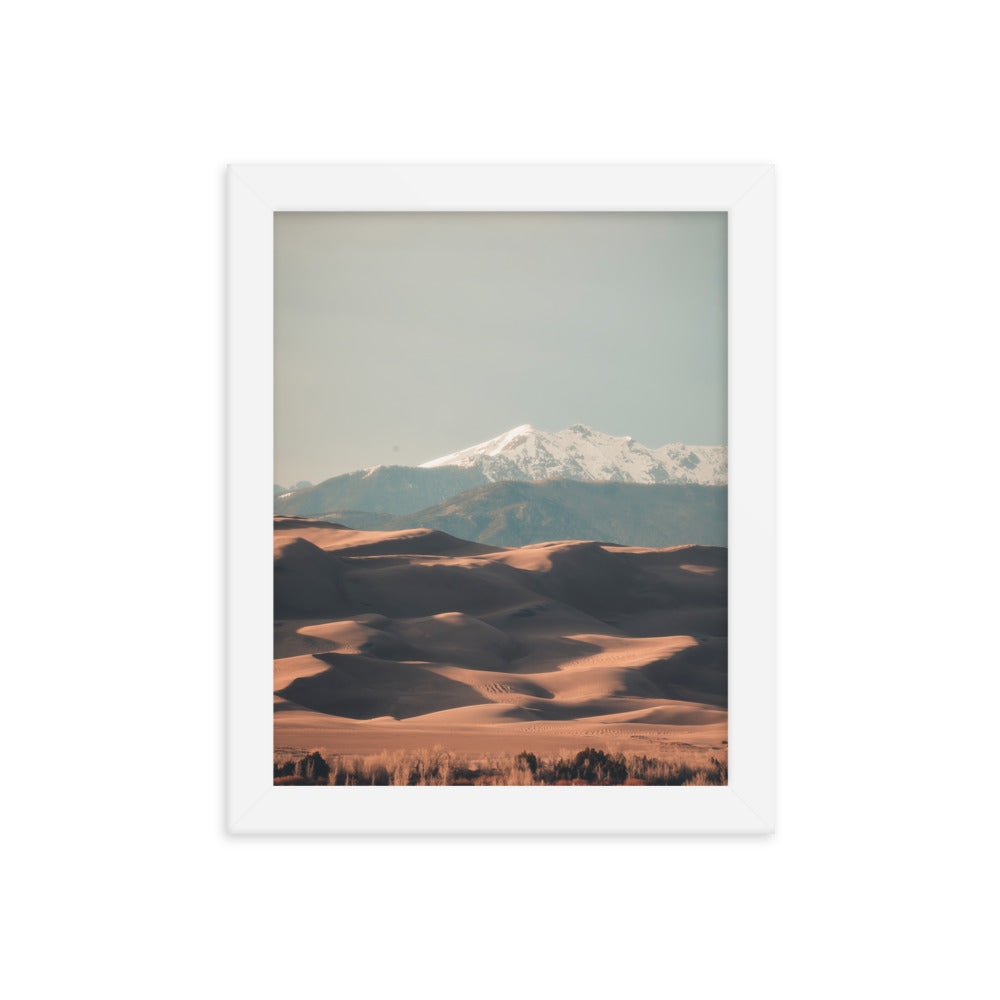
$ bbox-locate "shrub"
[275,746,727,786]
[295,751,330,783]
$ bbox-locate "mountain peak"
[420,424,726,485]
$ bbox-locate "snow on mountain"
[651,442,729,486]
[274,479,314,499]
[419,424,727,486]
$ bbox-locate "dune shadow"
[276,652,491,721]
[640,638,728,707]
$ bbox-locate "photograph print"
[273,211,728,787]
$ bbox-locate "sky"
[275,211,727,485]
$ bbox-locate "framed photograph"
[227,164,775,834]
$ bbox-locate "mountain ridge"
[276,423,728,518]
[419,423,727,486]
[274,464,490,516]
[308,478,727,549]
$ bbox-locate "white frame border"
[227,164,775,834]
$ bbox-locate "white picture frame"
[228,164,776,834]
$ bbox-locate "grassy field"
[274,746,727,786]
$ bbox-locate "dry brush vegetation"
[274,746,727,786]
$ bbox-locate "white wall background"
[4,3,996,997]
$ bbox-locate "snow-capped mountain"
[419,424,727,486]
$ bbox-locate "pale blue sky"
[275,211,727,484]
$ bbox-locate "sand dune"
[274,516,727,762]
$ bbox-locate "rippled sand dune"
[274,516,727,765]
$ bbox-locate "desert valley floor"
[274,516,728,774]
